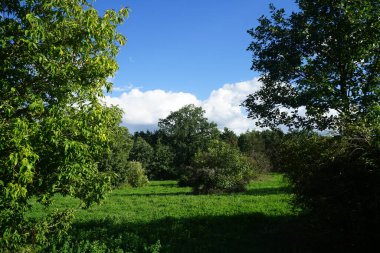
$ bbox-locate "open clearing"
[30,174,315,252]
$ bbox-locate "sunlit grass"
[29,174,311,252]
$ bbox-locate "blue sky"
[94,0,298,133]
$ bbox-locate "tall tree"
[243,0,380,131]
[0,0,128,249]
[158,105,219,168]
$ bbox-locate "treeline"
[104,104,285,194]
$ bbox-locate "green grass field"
[29,174,317,252]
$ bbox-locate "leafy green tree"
[243,0,380,131]
[158,104,219,169]
[244,1,380,247]
[148,140,175,180]
[0,0,128,250]
[129,136,154,169]
[98,126,133,187]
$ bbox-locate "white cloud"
[103,78,263,134]
[104,88,200,126]
[203,78,262,134]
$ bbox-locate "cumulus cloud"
[203,78,262,134]
[103,78,263,134]
[104,89,200,131]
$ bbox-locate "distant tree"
[129,137,154,169]
[220,127,238,148]
[98,126,133,187]
[0,0,128,250]
[243,0,380,131]
[158,105,219,169]
[134,130,161,147]
[238,130,284,171]
[238,131,265,155]
[147,140,175,180]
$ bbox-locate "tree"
[158,104,219,169]
[243,1,380,247]
[98,126,133,187]
[243,0,380,131]
[129,136,154,169]
[189,140,254,194]
[147,140,175,180]
[0,0,128,250]
[220,127,238,148]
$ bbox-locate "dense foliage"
[125,162,149,188]
[147,140,175,180]
[238,130,284,172]
[281,121,380,245]
[245,0,380,248]
[0,0,128,250]
[243,0,380,130]
[130,137,154,170]
[158,105,219,170]
[188,141,254,194]
[98,126,133,187]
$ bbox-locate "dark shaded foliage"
[282,124,380,246]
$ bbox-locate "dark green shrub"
[282,124,380,245]
[188,141,255,194]
[126,162,149,188]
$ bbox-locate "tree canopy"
[158,105,219,168]
[0,0,128,249]
[243,0,380,131]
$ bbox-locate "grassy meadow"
[29,174,319,252]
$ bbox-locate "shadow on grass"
[69,213,329,253]
[117,186,291,197]
[149,182,179,187]
[116,192,192,197]
[243,186,291,196]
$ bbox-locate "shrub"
[282,124,380,246]
[126,162,149,188]
[188,141,255,194]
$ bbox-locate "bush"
[126,162,149,188]
[188,141,255,194]
[282,125,380,246]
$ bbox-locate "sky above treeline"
[93,0,298,134]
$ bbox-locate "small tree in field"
[189,140,255,194]
[0,0,128,250]
[125,162,149,188]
